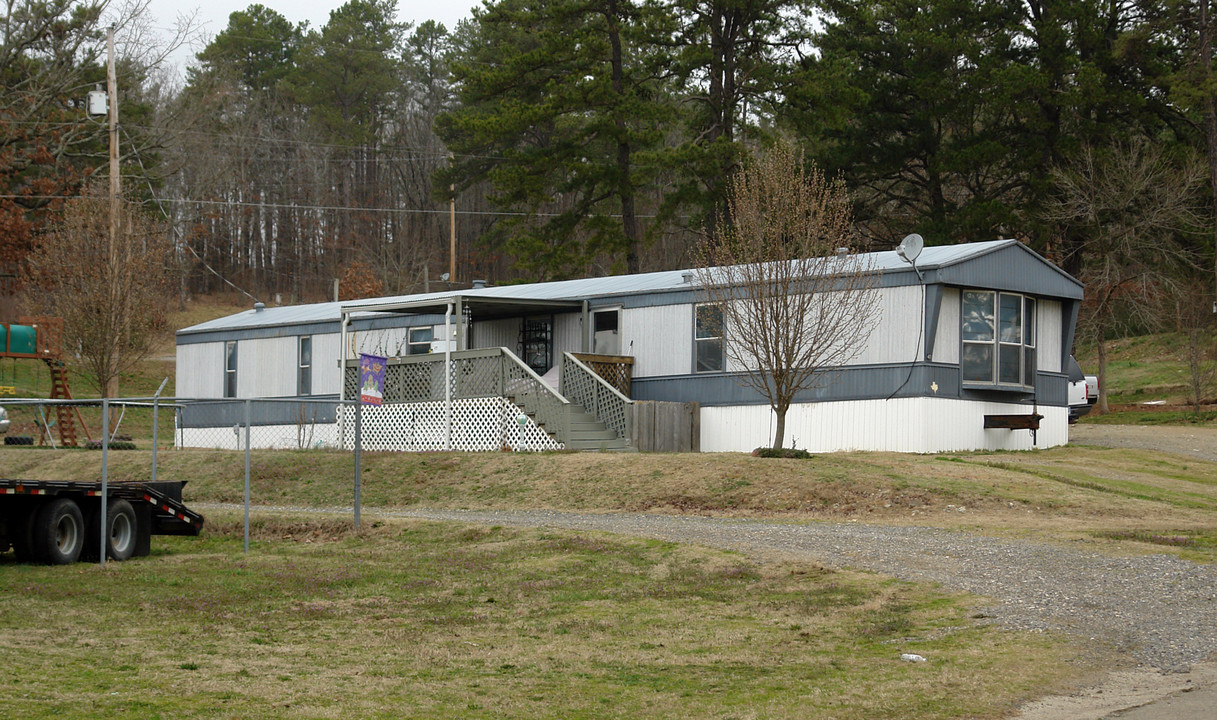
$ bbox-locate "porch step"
[565,438,635,452]
[568,427,617,442]
[507,397,631,451]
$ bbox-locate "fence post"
[243,398,251,554]
[100,397,109,567]
[151,377,168,484]
[151,397,159,483]
[353,400,362,528]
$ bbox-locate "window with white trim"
[695,303,724,373]
[298,336,312,395]
[224,340,238,398]
[961,290,1036,387]
[408,326,434,355]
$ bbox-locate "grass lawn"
[1,306,1212,717]
[0,514,1090,719]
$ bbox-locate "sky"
[144,0,476,75]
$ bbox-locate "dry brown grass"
[4,441,1215,560]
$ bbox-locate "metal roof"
[178,239,1077,337]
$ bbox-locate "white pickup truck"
[1068,356,1099,422]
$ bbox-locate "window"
[408,326,433,355]
[298,336,312,395]
[961,290,1036,388]
[695,304,724,372]
[591,309,621,355]
[224,341,238,398]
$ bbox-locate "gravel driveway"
[1070,423,1217,462]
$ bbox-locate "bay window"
[961,290,1036,388]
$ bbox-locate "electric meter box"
[87,90,108,116]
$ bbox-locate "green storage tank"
[2,323,37,354]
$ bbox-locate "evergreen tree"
[791,0,1025,246]
[191,3,303,95]
[791,0,1186,259]
[668,0,805,241]
[436,0,670,279]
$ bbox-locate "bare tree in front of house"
[23,186,172,398]
[694,143,881,450]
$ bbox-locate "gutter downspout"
[445,301,453,451]
[340,312,350,449]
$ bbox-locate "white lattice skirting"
[177,398,562,452]
[336,398,563,452]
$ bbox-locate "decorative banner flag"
[359,353,387,405]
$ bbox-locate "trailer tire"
[84,499,138,562]
[32,498,84,564]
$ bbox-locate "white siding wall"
[623,304,693,377]
[474,317,521,351]
[713,285,923,373]
[312,332,343,395]
[555,312,583,358]
[1037,299,1062,373]
[700,397,1068,453]
[932,288,960,364]
[852,284,924,365]
[176,342,225,398]
[236,336,297,397]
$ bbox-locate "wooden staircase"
[508,395,632,452]
[563,406,632,451]
[44,359,86,447]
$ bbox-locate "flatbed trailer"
[0,479,204,564]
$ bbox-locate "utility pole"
[449,184,456,283]
[106,25,121,401]
[448,153,456,283]
[107,25,120,259]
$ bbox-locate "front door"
[520,316,553,374]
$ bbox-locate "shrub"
[751,447,814,459]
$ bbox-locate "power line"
[0,194,662,219]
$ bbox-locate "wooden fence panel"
[632,400,700,452]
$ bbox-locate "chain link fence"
[1,396,375,551]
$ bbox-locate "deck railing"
[561,352,633,444]
[342,347,572,443]
[502,351,572,442]
[570,353,633,397]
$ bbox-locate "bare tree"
[693,142,880,450]
[24,186,172,397]
[1044,140,1206,413]
[1176,280,1217,413]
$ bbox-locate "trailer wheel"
[84,499,138,562]
[32,498,84,564]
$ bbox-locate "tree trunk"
[773,406,787,450]
[1097,331,1109,414]
[608,0,641,274]
[1201,0,1217,302]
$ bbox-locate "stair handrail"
[500,348,572,445]
[560,352,633,444]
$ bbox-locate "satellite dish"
[440,272,450,282]
[896,233,923,263]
